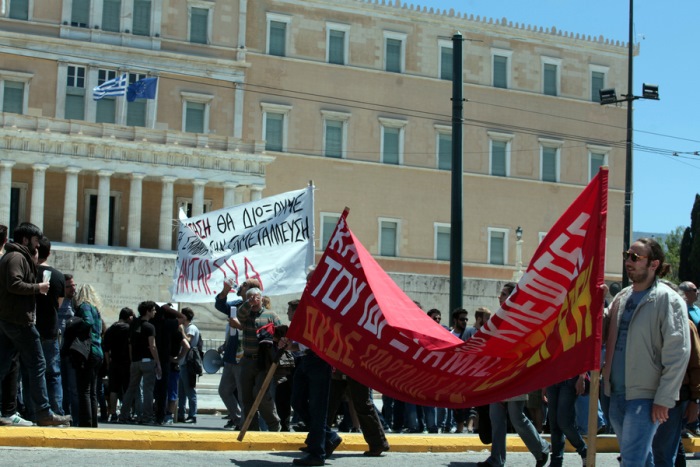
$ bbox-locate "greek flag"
[92,73,127,100]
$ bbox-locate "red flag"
[287,168,608,408]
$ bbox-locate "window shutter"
[542,147,557,182]
[440,47,453,80]
[96,98,116,124]
[3,81,24,114]
[329,30,345,64]
[65,93,85,120]
[269,21,286,57]
[185,102,205,133]
[9,0,29,20]
[491,141,506,176]
[71,0,90,27]
[102,0,121,32]
[127,100,147,127]
[544,64,557,96]
[381,222,397,256]
[383,127,399,164]
[265,113,283,151]
[436,227,450,260]
[438,133,452,170]
[592,71,604,102]
[325,120,343,158]
[190,8,208,44]
[133,0,152,36]
[493,56,507,88]
[490,232,505,265]
[386,39,401,72]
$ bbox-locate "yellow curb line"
[0,429,697,453]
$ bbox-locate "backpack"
[185,346,203,387]
[196,332,204,360]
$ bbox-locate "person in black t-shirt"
[103,307,134,423]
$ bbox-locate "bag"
[63,316,92,369]
[185,346,203,387]
[196,332,204,360]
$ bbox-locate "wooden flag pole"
[586,370,601,466]
[237,351,282,441]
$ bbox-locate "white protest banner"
[171,186,315,302]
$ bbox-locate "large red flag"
[287,168,608,408]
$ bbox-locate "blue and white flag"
[92,73,127,100]
[127,77,158,102]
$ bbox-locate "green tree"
[681,194,700,286]
[662,226,683,283]
[679,226,692,281]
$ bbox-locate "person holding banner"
[604,238,690,466]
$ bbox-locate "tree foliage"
[662,226,683,283]
[680,194,700,286]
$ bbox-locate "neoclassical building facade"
[0,0,629,318]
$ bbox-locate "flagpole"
[307,180,316,268]
[586,370,600,466]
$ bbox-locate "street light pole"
[622,0,634,288]
[449,32,464,314]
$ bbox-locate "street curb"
[0,429,697,453]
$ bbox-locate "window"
[590,65,609,103]
[439,40,453,80]
[538,232,548,244]
[126,73,147,127]
[379,219,399,257]
[95,69,118,124]
[177,198,212,217]
[65,65,86,120]
[320,213,341,250]
[540,138,562,182]
[488,228,508,265]
[84,190,121,246]
[327,23,349,65]
[102,0,121,32]
[379,117,406,165]
[71,0,89,27]
[9,183,27,236]
[488,131,512,177]
[492,49,512,89]
[588,145,610,180]
[435,224,450,261]
[181,92,213,134]
[322,111,349,159]
[435,125,451,170]
[542,57,561,97]
[132,0,152,36]
[189,6,209,44]
[384,32,406,73]
[3,81,25,114]
[261,103,292,152]
[267,13,290,57]
[9,0,29,20]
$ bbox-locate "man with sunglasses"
[603,238,690,465]
[680,282,700,327]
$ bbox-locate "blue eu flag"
[127,77,158,102]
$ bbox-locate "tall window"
[189,6,209,44]
[384,32,406,73]
[132,0,152,36]
[492,51,511,89]
[65,65,86,120]
[267,14,290,57]
[320,213,341,250]
[3,81,25,114]
[102,0,121,32]
[488,228,508,265]
[181,92,213,134]
[435,224,450,261]
[71,0,89,27]
[327,23,349,65]
[380,118,406,165]
[379,219,399,257]
[590,66,608,103]
[126,72,147,127]
[540,138,562,182]
[322,111,349,159]
[542,58,561,97]
[95,69,118,124]
[9,183,27,236]
[261,103,291,152]
[87,193,116,245]
[488,132,512,177]
[9,0,29,20]
[439,41,453,80]
[436,128,451,170]
[588,145,610,180]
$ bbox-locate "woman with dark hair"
[72,284,104,427]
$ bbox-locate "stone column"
[192,179,206,217]
[62,167,81,243]
[159,176,177,250]
[250,185,264,202]
[234,185,246,205]
[95,170,113,246]
[0,161,16,228]
[30,163,49,229]
[223,182,237,208]
[127,173,146,248]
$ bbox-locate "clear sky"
[420,0,699,235]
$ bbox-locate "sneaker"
[108,414,119,423]
[163,415,174,426]
[223,419,238,430]
[36,413,71,427]
[536,452,549,467]
[184,416,197,424]
[0,413,33,426]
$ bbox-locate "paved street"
[0,446,630,466]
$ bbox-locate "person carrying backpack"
[178,307,200,424]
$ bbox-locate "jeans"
[424,406,447,433]
[291,352,339,460]
[41,339,63,415]
[547,378,587,467]
[0,354,19,416]
[75,353,102,427]
[486,400,550,466]
[120,360,156,423]
[609,394,657,466]
[60,354,79,423]
[239,356,280,431]
[178,364,198,419]
[0,320,51,419]
[652,400,688,467]
[219,362,242,424]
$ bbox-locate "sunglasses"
[622,250,648,263]
[457,318,468,322]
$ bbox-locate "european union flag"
[127,77,158,102]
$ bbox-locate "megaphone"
[203,349,223,374]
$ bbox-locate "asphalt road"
[0,447,632,466]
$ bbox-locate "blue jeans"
[652,400,688,467]
[178,364,198,419]
[60,354,79,423]
[291,352,339,460]
[424,406,447,433]
[609,394,658,466]
[0,320,51,419]
[547,378,587,467]
[42,339,63,415]
[486,400,549,466]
